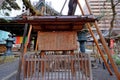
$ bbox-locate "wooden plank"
[37,31,77,50]
[17,15,96,26]
[33,25,83,31]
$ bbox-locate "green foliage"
[0,18,10,23]
[4,12,9,16]
[0,0,20,16]
[0,55,16,64]
[1,0,20,10]
[5,0,20,10]
[112,54,120,66]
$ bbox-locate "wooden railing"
[22,52,92,80]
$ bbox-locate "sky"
[30,0,85,15]
[0,0,86,17]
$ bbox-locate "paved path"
[0,57,119,80]
[0,58,19,80]
[92,64,117,80]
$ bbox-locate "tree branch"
[22,0,42,15]
[109,0,116,36]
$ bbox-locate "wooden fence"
[22,52,92,80]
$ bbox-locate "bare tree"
[109,0,120,36]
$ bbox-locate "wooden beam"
[23,24,33,54]
[87,23,113,75]
[85,0,120,79]
[77,0,113,75]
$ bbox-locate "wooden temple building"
[16,15,95,80]
[0,0,120,80]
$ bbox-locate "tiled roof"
[35,0,60,15]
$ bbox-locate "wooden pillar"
[22,25,33,79]
[23,25,33,54]
[16,23,29,80]
[77,0,113,75]
[70,50,75,76]
[84,0,120,79]
[35,33,39,53]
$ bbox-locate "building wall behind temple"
[88,0,120,30]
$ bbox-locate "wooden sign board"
[37,31,77,50]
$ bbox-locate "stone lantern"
[77,29,88,53]
[5,34,15,56]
